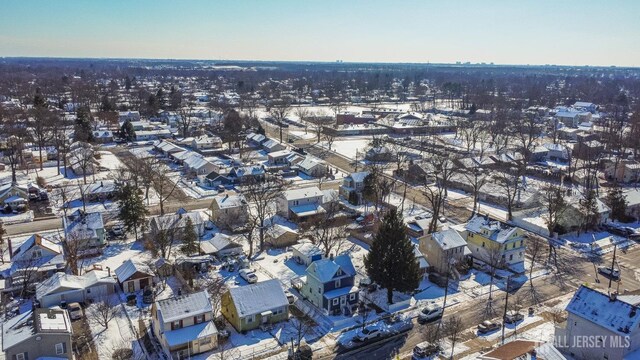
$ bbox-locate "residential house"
[246,133,267,147]
[573,101,597,113]
[406,215,444,238]
[574,140,604,160]
[84,180,117,202]
[209,194,248,229]
[460,215,527,272]
[265,224,298,248]
[365,146,393,162]
[221,279,289,331]
[419,229,470,277]
[297,156,327,178]
[62,210,106,248]
[191,135,222,150]
[119,110,141,123]
[555,286,640,360]
[35,270,116,308]
[6,234,65,293]
[300,254,359,316]
[624,188,640,220]
[543,143,571,162]
[152,291,218,359]
[135,129,173,141]
[92,130,114,143]
[277,187,326,221]
[149,210,207,239]
[0,182,28,211]
[605,159,640,183]
[291,241,324,266]
[205,165,266,187]
[262,139,286,153]
[267,150,293,166]
[114,260,154,293]
[199,233,243,257]
[155,140,186,157]
[183,154,216,176]
[2,308,73,360]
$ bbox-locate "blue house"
[300,254,359,316]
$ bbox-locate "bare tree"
[495,167,523,221]
[322,131,336,152]
[462,168,488,215]
[68,142,96,184]
[177,96,196,137]
[242,175,289,251]
[145,216,179,259]
[304,194,348,257]
[443,315,464,360]
[421,154,458,233]
[30,105,55,170]
[269,98,292,143]
[526,235,546,289]
[90,296,117,330]
[63,229,92,276]
[542,184,567,266]
[203,275,227,318]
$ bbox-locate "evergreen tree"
[362,172,378,203]
[181,217,199,256]
[74,106,95,143]
[364,209,421,304]
[119,119,136,142]
[125,75,132,90]
[606,183,628,221]
[116,183,148,241]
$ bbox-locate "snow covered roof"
[432,229,468,250]
[566,285,640,335]
[114,260,151,282]
[2,309,72,351]
[151,210,205,230]
[63,211,104,240]
[291,241,322,257]
[465,215,523,244]
[290,203,326,217]
[85,180,116,195]
[227,279,288,318]
[268,149,292,158]
[36,270,116,299]
[347,171,369,183]
[12,234,62,259]
[298,156,325,172]
[164,320,217,347]
[307,255,356,283]
[157,290,213,323]
[213,194,246,210]
[282,187,323,201]
[199,233,242,254]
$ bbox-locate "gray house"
[63,210,106,248]
[2,308,73,360]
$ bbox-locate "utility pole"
[608,244,617,292]
[501,276,511,345]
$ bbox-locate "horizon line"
[1,55,638,70]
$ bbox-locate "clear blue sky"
[1,0,639,66]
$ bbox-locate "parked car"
[478,320,501,334]
[417,303,443,324]
[412,341,441,359]
[67,302,83,321]
[284,290,295,304]
[504,310,524,324]
[239,269,258,283]
[111,224,125,237]
[355,325,382,342]
[598,266,620,280]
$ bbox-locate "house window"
[247,315,254,323]
[349,293,356,301]
[86,288,91,294]
[335,279,341,288]
[55,342,66,355]
[333,298,339,305]
[318,287,322,294]
[194,314,205,324]
[509,254,513,261]
[16,353,26,360]
[172,320,181,330]
[199,337,212,346]
[32,249,43,258]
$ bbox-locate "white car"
[417,303,443,324]
[67,302,83,321]
[355,325,383,341]
[239,269,258,284]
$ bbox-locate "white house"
[35,270,116,308]
[556,285,640,360]
[276,186,326,221]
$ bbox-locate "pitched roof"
[36,270,116,299]
[156,290,212,323]
[114,260,151,282]
[282,187,323,201]
[227,279,288,317]
[12,234,62,259]
[213,194,246,210]
[199,233,242,254]
[307,255,356,283]
[566,285,640,335]
[432,229,468,250]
